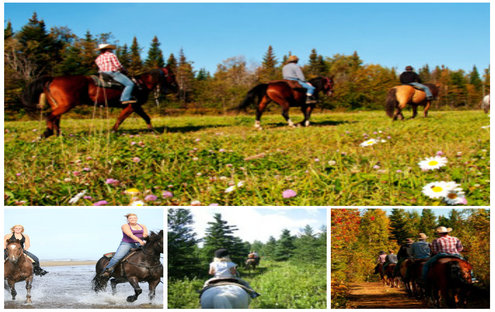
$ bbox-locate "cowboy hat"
[287,55,299,62]
[417,233,428,240]
[95,43,116,51]
[435,226,452,234]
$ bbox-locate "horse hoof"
[126,296,137,302]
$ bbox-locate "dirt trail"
[347,282,427,309]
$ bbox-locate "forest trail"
[347,282,427,309]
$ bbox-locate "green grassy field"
[4,110,490,206]
[167,260,327,309]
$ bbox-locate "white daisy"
[418,156,448,171]
[225,185,236,193]
[444,188,467,205]
[422,181,452,199]
[130,200,145,206]
[360,138,377,147]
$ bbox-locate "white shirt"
[209,261,236,278]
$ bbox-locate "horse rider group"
[375,226,471,285]
[248,250,261,265]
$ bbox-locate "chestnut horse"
[236,77,334,129]
[4,240,34,303]
[22,66,178,138]
[385,83,439,120]
[425,257,473,308]
[92,230,163,303]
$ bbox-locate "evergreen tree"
[202,213,245,264]
[167,53,178,73]
[419,209,437,239]
[168,209,201,279]
[177,48,196,104]
[292,225,326,264]
[469,65,482,91]
[196,68,210,81]
[117,44,131,70]
[78,30,98,74]
[260,45,278,81]
[129,36,143,75]
[144,35,165,69]
[273,229,296,261]
[5,21,13,39]
[262,236,277,259]
[418,64,431,82]
[389,209,409,244]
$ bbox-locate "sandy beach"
[40,260,97,267]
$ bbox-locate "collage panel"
[3,208,164,308]
[167,207,327,309]
[330,208,490,309]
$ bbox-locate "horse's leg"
[112,105,134,131]
[148,279,160,301]
[411,104,418,119]
[126,276,143,302]
[44,105,72,138]
[423,101,431,117]
[300,105,314,127]
[7,279,17,300]
[25,276,33,304]
[255,96,271,130]
[110,278,118,295]
[132,104,153,131]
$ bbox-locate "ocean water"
[4,265,163,309]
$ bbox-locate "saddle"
[198,278,254,298]
[103,248,141,276]
[90,73,125,89]
[271,79,305,90]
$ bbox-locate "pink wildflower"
[162,191,173,198]
[105,178,120,186]
[144,194,158,202]
[282,189,297,199]
[93,200,108,206]
[132,157,141,163]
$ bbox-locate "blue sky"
[182,207,327,245]
[4,208,163,261]
[3,2,490,74]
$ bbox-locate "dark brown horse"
[236,77,334,129]
[384,263,400,287]
[425,257,473,308]
[407,258,428,299]
[22,66,178,138]
[4,240,34,303]
[386,83,439,120]
[92,230,163,303]
[374,263,387,285]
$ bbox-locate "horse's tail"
[447,261,471,287]
[91,257,109,292]
[234,84,269,112]
[21,76,53,115]
[385,87,397,118]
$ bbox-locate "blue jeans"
[104,241,141,271]
[103,71,135,102]
[409,82,433,98]
[287,78,315,96]
[421,253,463,281]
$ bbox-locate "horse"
[245,258,257,272]
[22,66,178,138]
[385,83,439,120]
[384,263,400,288]
[92,230,163,303]
[481,94,490,113]
[4,240,34,303]
[407,258,428,299]
[374,263,387,285]
[424,257,473,308]
[398,259,414,296]
[236,76,334,129]
[200,284,251,309]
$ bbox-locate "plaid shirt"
[431,235,463,255]
[95,51,123,72]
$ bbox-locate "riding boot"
[33,263,48,276]
[305,95,317,104]
[101,267,114,278]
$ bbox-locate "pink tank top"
[122,223,144,243]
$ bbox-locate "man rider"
[282,55,316,104]
[95,43,137,105]
[399,65,434,100]
[394,238,414,276]
[384,249,398,270]
[421,226,463,281]
[411,233,431,259]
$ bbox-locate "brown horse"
[398,259,414,295]
[407,258,428,299]
[425,257,473,308]
[4,240,34,303]
[245,258,257,272]
[92,230,163,303]
[22,66,178,138]
[236,77,334,129]
[384,263,400,287]
[385,83,439,120]
[374,263,387,285]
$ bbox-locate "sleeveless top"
[122,223,144,243]
[210,261,236,278]
[8,233,26,248]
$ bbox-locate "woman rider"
[100,213,148,277]
[4,224,48,276]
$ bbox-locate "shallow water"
[4,265,163,309]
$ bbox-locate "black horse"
[236,76,334,129]
[91,230,163,303]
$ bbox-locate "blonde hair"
[125,213,138,219]
[10,225,24,233]
[213,257,231,263]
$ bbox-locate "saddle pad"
[90,74,124,89]
[103,252,115,259]
[199,281,252,298]
[270,79,304,89]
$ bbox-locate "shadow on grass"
[240,266,268,278]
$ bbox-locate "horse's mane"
[143,230,163,248]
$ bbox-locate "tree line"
[331,208,490,288]
[5,12,490,115]
[168,209,326,280]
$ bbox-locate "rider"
[4,224,48,276]
[399,65,434,101]
[204,248,260,298]
[383,249,398,271]
[374,250,387,274]
[100,213,148,278]
[411,233,431,259]
[421,226,463,282]
[394,238,414,275]
[95,43,137,105]
[282,55,317,104]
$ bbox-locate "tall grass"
[4,110,489,205]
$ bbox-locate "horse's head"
[6,240,24,264]
[311,76,334,97]
[159,66,179,94]
[144,230,163,255]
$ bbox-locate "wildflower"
[132,157,141,163]
[444,189,467,205]
[436,151,445,156]
[396,169,403,173]
[192,157,199,161]
[125,188,141,196]
[373,165,380,169]
[225,186,236,193]
[16,173,22,177]
[93,200,108,206]
[86,156,93,160]
[68,190,87,204]
[162,191,173,198]
[83,167,91,172]
[360,139,377,147]
[314,158,320,162]
[105,178,120,186]
[131,200,145,206]
[282,189,297,199]
[226,164,233,168]
[328,160,337,166]
[209,203,219,206]
[144,195,158,202]
[418,156,448,171]
[64,178,72,182]
[138,141,145,147]
[191,200,201,206]
[422,181,456,199]
[196,172,202,176]
[219,149,226,153]
[73,171,81,177]
[131,141,137,146]
[195,138,201,142]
